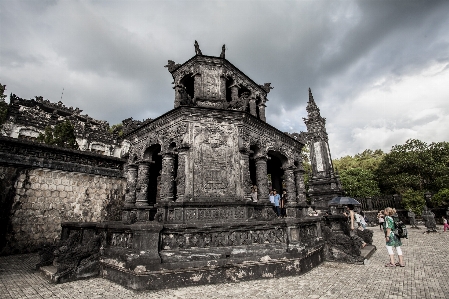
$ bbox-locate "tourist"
[344,205,366,248]
[358,211,367,229]
[383,207,405,267]
[378,210,385,231]
[443,217,449,232]
[269,190,275,205]
[251,185,258,202]
[273,189,281,217]
[280,190,287,217]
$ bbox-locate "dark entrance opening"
[267,151,286,193]
[144,144,162,205]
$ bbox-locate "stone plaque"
[314,142,324,172]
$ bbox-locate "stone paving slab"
[1,226,448,299]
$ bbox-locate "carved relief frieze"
[161,227,286,250]
[110,232,133,248]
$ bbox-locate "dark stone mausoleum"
[38,43,360,290]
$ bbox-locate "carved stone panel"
[201,66,221,100]
[191,121,240,200]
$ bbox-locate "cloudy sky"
[1,0,449,158]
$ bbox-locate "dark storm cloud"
[1,0,448,157]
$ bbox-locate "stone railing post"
[160,152,175,202]
[255,155,268,201]
[136,160,152,207]
[294,166,307,204]
[124,164,138,208]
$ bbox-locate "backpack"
[392,215,408,239]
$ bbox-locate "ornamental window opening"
[179,74,195,101]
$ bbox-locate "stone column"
[230,86,239,102]
[249,98,257,117]
[283,168,296,205]
[124,164,138,207]
[176,147,189,202]
[294,166,307,204]
[193,74,202,100]
[174,85,182,108]
[160,152,175,202]
[220,76,226,101]
[136,160,151,207]
[240,149,252,201]
[258,103,266,122]
[255,156,268,201]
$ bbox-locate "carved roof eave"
[242,113,305,148]
[169,55,269,98]
[123,106,305,148]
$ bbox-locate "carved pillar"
[258,103,266,122]
[174,85,182,108]
[249,98,257,117]
[240,149,252,200]
[176,146,189,202]
[255,156,268,201]
[124,164,138,207]
[230,86,239,102]
[160,152,175,201]
[193,74,202,100]
[294,166,307,203]
[220,76,226,101]
[284,168,296,205]
[136,160,151,207]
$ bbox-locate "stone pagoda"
[303,88,342,209]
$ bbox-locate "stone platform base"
[360,245,377,264]
[100,245,324,290]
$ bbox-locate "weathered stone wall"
[1,167,126,254]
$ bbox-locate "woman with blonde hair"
[384,207,405,267]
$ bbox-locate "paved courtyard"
[1,226,448,299]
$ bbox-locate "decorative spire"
[306,88,320,117]
[194,40,202,56]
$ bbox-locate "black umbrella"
[328,197,361,205]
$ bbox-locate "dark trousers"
[275,206,280,216]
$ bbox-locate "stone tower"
[303,88,342,209]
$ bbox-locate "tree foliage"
[432,188,449,207]
[333,149,383,198]
[333,149,384,173]
[401,189,426,215]
[109,123,124,137]
[37,121,78,149]
[339,168,381,198]
[376,139,449,194]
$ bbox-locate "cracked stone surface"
[1,226,448,298]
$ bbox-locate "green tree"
[37,121,78,149]
[339,168,381,198]
[432,188,449,207]
[0,83,8,130]
[401,189,426,215]
[333,149,383,197]
[376,139,449,194]
[333,149,384,173]
[109,123,124,137]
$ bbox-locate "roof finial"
[308,87,314,102]
[194,40,202,56]
[220,44,226,59]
